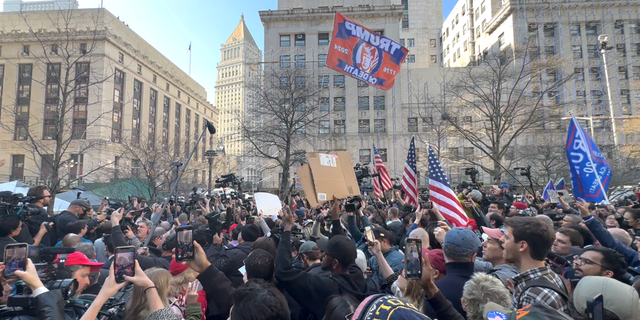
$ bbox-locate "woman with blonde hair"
[169,260,208,320]
[125,267,173,319]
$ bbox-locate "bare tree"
[608,118,640,188]
[1,9,119,213]
[239,63,330,198]
[436,45,572,182]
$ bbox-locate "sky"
[64,0,456,104]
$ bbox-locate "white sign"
[319,153,337,167]
[254,192,282,220]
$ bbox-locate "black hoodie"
[275,226,368,320]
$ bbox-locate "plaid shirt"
[512,265,569,313]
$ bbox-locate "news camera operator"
[13,186,52,246]
[0,215,51,262]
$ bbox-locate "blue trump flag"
[542,179,555,201]
[566,117,611,203]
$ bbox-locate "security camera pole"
[598,34,618,149]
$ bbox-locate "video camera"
[345,196,363,213]
[0,191,41,218]
[461,167,480,186]
[215,173,242,189]
[514,166,531,177]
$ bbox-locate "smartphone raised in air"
[364,226,374,243]
[4,243,29,279]
[114,246,135,283]
[586,294,603,320]
[176,226,194,262]
[404,238,423,280]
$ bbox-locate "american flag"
[427,146,469,227]
[401,138,419,206]
[372,144,393,197]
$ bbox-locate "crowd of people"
[0,183,640,320]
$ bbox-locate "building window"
[318,54,327,67]
[570,24,581,36]
[295,34,306,46]
[318,33,330,46]
[407,38,415,47]
[69,154,84,180]
[152,74,157,84]
[481,1,486,13]
[177,90,181,98]
[400,39,405,47]
[319,120,330,134]
[374,119,386,133]
[334,75,345,87]
[587,44,598,58]
[632,43,640,57]
[166,83,170,91]
[543,23,555,38]
[572,45,583,59]
[50,44,58,55]
[632,66,640,80]
[40,154,54,180]
[591,90,603,105]
[334,97,345,111]
[430,39,436,48]
[131,79,143,145]
[621,89,631,104]
[295,54,306,68]
[408,117,418,132]
[184,108,191,157]
[358,119,370,133]
[475,8,479,21]
[162,97,170,149]
[149,89,158,149]
[174,103,181,156]
[374,96,385,110]
[118,52,124,63]
[79,42,87,54]
[280,55,291,68]
[545,46,555,56]
[295,76,306,88]
[359,149,371,163]
[280,35,290,47]
[619,66,628,80]
[575,67,584,81]
[111,69,125,143]
[498,33,505,47]
[320,97,330,111]
[358,96,369,110]
[22,45,30,55]
[378,148,388,162]
[10,155,24,181]
[614,20,624,35]
[617,44,626,58]
[137,64,142,75]
[589,67,600,81]
[334,120,346,133]
[586,22,599,36]
[318,75,329,87]
[407,55,415,63]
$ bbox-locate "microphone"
[206,121,216,134]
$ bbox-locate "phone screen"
[114,246,135,283]
[4,244,28,278]
[176,227,194,262]
[404,238,422,280]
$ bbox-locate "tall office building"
[215,15,262,186]
[441,0,640,149]
[398,0,443,68]
[0,8,218,185]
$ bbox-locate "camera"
[0,191,41,218]
[461,167,479,186]
[345,196,363,213]
[514,166,531,177]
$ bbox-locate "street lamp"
[598,34,618,148]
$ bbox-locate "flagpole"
[189,41,192,76]
[571,115,610,204]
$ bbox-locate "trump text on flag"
[326,13,409,91]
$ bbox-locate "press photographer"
[12,186,52,246]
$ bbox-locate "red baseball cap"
[58,252,104,273]
[170,259,189,276]
[512,202,528,211]
[481,226,505,241]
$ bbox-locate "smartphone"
[364,226,374,243]
[345,203,356,213]
[405,238,423,280]
[114,246,135,283]
[586,294,603,320]
[176,226,194,262]
[548,190,559,204]
[4,243,29,279]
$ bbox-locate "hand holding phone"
[114,246,136,283]
[405,238,423,280]
[4,243,28,279]
[176,226,194,262]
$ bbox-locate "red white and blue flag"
[427,146,469,227]
[372,144,393,197]
[185,43,191,54]
[326,13,409,90]
[401,138,418,206]
[542,179,555,201]
[555,178,567,190]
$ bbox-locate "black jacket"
[206,241,254,288]
[34,290,66,320]
[305,262,329,277]
[103,225,169,270]
[427,262,475,319]
[275,229,368,320]
[54,211,99,243]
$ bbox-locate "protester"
[168,260,208,319]
[502,216,570,312]
[461,273,512,320]
[480,226,519,287]
[573,246,628,281]
[55,199,105,242]
[206,223,259,287]
[368,227,404,285]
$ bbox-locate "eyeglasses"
[573,255,605,268]
[345,312,354,320]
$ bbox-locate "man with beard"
[13,186,53,245]
[573,246,628,282]
[500,216,570,313]
[54,200,106,242]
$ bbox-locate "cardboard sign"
[254,192,282,220]
[297,151,361,207]
[326,12,409,91]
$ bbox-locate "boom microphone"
[206,121,216,134]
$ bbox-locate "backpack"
[519,277,570,303]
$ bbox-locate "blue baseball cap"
[443,228,481,259]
